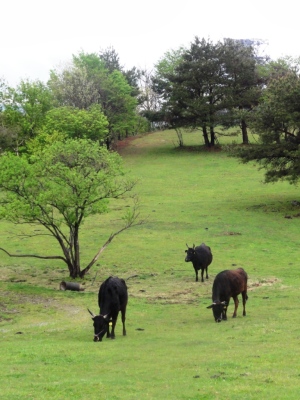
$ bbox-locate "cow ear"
[207,304,213,309]
[221,301,227,306]
[185,250,187,253]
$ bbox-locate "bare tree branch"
[80,204,146,277]
[0,247,67,264]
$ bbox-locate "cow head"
[207,301,227,323]
[88,309,109,342]
[185,243,196,262]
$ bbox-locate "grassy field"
[1,130,300,399]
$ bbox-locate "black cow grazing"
[207,268,248,322]
[88,276,128,342]
[185,243,213,282]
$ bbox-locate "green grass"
[1,129,300,399]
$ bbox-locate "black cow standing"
[88,276,128,342]
[207,268,248,322]
[185,243,213,282]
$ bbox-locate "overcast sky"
[2,0,299,87]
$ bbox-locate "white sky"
[1,0,299,87]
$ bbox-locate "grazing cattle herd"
[89,242,248,341]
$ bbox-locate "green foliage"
[39,104,109,141]
[233,67,300,184]
[49,52,140,144]
[48,61,101,109]
[26,130,67,154]
[107,70,139,137]
[153,46,186,94]
[0,139,137,277]
[152,38,268,146]
[99,46,123,73]
[219,39,266,143]
[0,79,53,153]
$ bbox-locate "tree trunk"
[202,125,210,146]
[66,259,79,279]
[210,126,215,146]
[175,128,184,147]
[73,225,81,278]
[241,119,249,144]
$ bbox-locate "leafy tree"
[99,46,143,98]
[48,63,100,109]
[219,38,266,144]
[106,70,139,140]
[123,66,143,99]
[153,47,186,90]
[0,80,53,154]
[99,46,123,74]
[233,70,300,184]
[75,52,139,139]
[151,48,187,142]
[49,52,139,146]
[152,39,269,146]
[163,37,226,146]
[258,56,299,83]
[40,105,109,141]
[0,139,141,278]
[138,69,166,130]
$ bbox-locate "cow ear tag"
[109,322,112,326]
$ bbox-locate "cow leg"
[121,306,127,336]
[201,269,204,282]
[106,324,110,338]
[205,267,209,280]
[195,269,198,282]
[232,296,239,318]
[223,302,228,320]
[110,318,117,339]
[242,291,247,316]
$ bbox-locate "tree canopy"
[0,139,141,278]
[0,79,53,153]
[232,65,300,184]
[151,37,267,146]
[40,104,109,142]
[48,51,141,146]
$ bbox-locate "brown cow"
[207,268,248,322]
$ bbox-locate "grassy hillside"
[1,130,300,399]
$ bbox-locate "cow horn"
[186,243,189,248]
[193,243,195,249]
[207,303,214,309]
[87,308,95,317]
